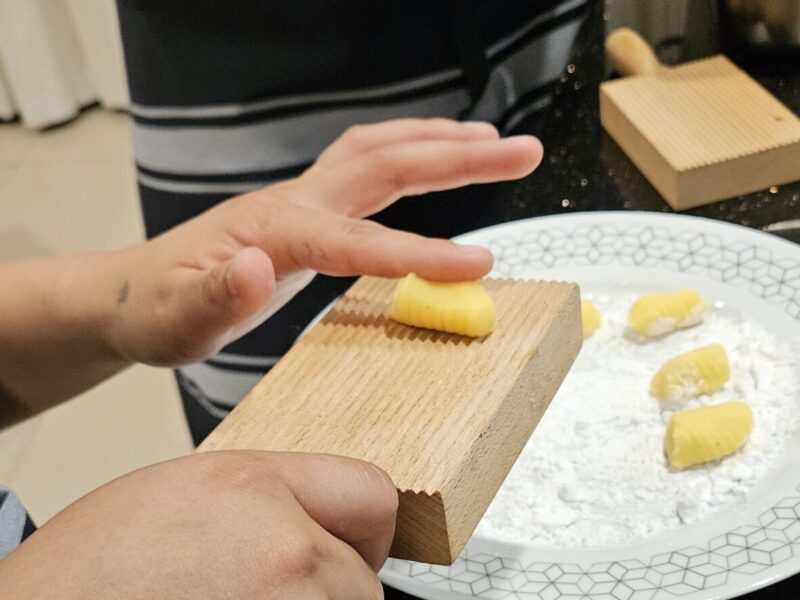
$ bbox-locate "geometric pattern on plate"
[385,218,800,598]
[387,488,800,598]
[489,224,800,320]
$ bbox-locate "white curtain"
[0,0,129,130]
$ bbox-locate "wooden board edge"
[390,489,452,564]
[673,140,800,210]
[599,87,680,207]
[440,284,583,560]
[196,278,581,456]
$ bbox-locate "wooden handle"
[605,27,663,77]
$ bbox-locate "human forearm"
[0,120,542,427]
[0,252,131,425]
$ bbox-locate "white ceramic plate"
[377,212,800,600]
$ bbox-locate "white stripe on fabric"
[177,374,230,419]
[486,0,588,57]
[212,353,280,368]
[137,172,266,195]
[180,363,264,408]
[129,0,589,121]
[471,18,581,121]
[133,88,471,175]
[131,69,460,120]
[503,94,554,133]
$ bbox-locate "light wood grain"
[199,277,582,564]
[605,27,663,77]
[601,30,800,210]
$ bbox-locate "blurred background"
[0,0,191,524]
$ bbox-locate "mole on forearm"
[117,281,129,305]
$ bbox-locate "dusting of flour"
[475,290,800,548]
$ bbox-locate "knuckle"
[341,124,369,147]
[222,191,282,246]
[279,530,326,581]
[337,221,383,273]
[452,151,473,182]
[192,452,281,499]
[371,147,410,192]
[245,195,280,238]
[343,219,381,240]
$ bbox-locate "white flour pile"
[475,288,800,548]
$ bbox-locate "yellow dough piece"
[581,299,601,337]
[651,344,730,401]
[390,273,495,337]
[628,289,705,337]
[665,401,753,468]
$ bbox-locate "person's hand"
[0,119,542,411]
[0,451,398,599]
[95,118,542,365]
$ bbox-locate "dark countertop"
[381,1,800,599]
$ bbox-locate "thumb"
[188,247,276,354]
[271,453,399,571]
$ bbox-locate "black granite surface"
[383,1,799,598]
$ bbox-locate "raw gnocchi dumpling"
[581,299,601,337]
[651,344,730,401]
[627,289,705,337]
[390,273,495,337]
[664,400,753,468]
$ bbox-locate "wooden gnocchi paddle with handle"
[600,28,800,210]
[198,276,581,564]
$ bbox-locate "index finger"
[260,204,494,281]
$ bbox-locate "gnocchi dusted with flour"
[664,401,753,468]
[651,344,730,401]
[581,299,602,337]
[390,273,495,337]
[628,289,705,337]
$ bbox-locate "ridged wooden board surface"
[199,276,582,564]
[602,56,800,171]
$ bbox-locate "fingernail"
[462,121,499,136]
[501,135,544,157]
[458,245,492,257]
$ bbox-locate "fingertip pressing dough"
[390,273,495,337]
[581,299,602,337]
[665,400,753,468]
[651,344,730,401]
[628,289,705,337]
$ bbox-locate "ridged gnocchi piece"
[390,273,495,337]
[581,299,601,337]
[665,401,753,468]
[651,344,730,401]
[627,289,705,337]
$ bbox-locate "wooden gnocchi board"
[198,276,582,564]
[600,28,800,210]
